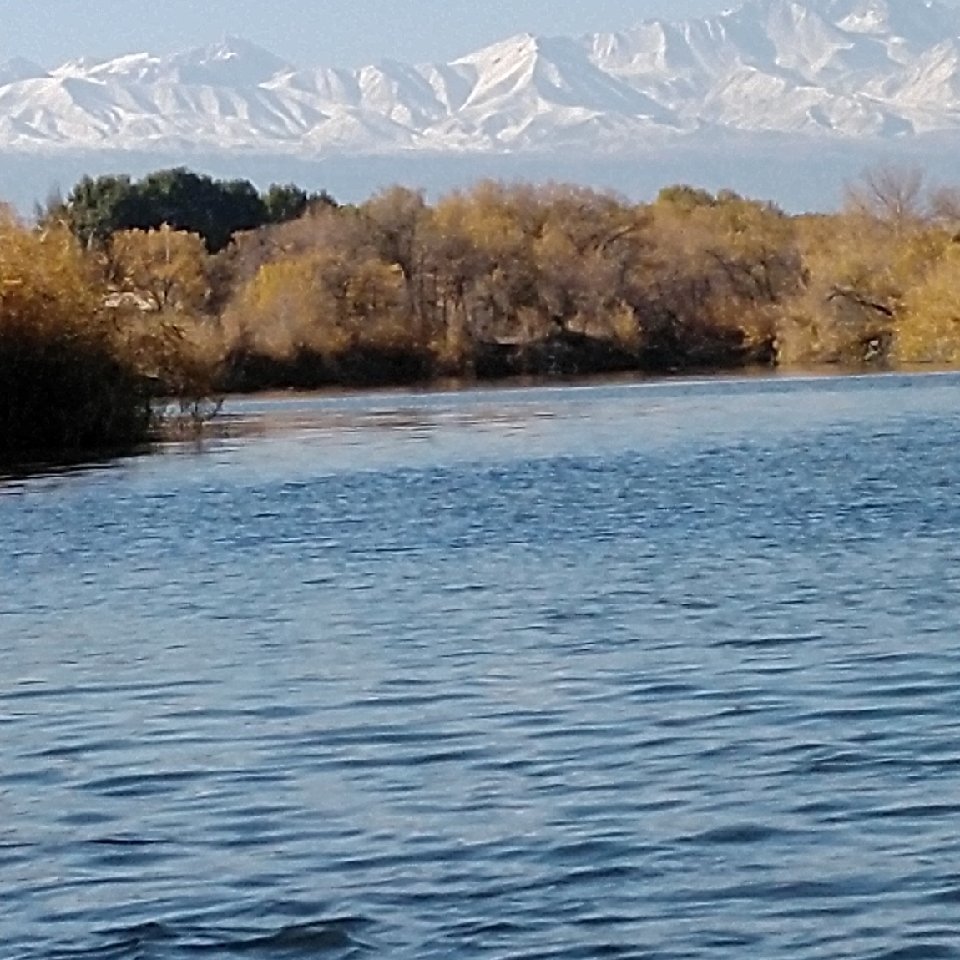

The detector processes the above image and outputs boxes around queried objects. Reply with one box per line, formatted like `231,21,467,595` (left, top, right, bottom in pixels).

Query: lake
3,372,960,960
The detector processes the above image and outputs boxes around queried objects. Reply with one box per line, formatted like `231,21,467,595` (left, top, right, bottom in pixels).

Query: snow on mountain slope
51,37,294,87
2,0,960,160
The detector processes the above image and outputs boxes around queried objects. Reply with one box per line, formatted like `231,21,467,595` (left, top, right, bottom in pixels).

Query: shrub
0,216,151,459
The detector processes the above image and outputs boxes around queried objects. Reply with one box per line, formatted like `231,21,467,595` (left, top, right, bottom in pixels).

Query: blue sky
1,0,767,66
7,0,960,68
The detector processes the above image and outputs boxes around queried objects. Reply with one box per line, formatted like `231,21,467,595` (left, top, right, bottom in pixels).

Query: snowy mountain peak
802,0,960,42
453,32,541,73
46,36,297,87
2,0,960,163
165,36,295,86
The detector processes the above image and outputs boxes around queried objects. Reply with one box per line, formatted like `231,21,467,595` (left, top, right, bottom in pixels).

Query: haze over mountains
2,0,960,211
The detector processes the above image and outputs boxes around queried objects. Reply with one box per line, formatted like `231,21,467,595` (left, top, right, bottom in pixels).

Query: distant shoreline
8,363,958,477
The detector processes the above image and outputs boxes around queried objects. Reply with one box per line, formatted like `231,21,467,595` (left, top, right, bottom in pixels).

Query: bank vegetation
4,164,960,459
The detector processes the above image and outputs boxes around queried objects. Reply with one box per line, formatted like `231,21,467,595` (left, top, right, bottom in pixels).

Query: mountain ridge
1,0,959,156
3,0,960,212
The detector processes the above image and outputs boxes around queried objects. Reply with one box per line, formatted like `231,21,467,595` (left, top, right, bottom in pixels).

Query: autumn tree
438,181,541,342
107,225,209,313
0,213,150,453
225,247,407,362
655,184,716,211
360,186,435,343
893,237,960,364
844,164,928,232
101,225,224,407
640,191,798,366
776,206,956,366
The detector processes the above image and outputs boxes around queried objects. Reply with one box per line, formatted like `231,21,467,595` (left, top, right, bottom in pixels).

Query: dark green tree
262,183,337,224
262,183,309,224
62,167,336,252
133,169,267,252
61,174,138,247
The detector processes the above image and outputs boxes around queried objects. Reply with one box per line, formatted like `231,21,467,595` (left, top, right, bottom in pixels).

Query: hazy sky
0,0,779,67
7,0,960,68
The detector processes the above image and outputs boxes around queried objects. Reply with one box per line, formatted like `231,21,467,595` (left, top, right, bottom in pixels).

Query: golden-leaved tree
0,213,151,454
103,225,222,410
781,206,955,366
107,224,209,313
227,248,407,359
642,189,796,366
895,241,960,364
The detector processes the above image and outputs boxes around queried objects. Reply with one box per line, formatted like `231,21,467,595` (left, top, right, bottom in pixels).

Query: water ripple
3,374,960,960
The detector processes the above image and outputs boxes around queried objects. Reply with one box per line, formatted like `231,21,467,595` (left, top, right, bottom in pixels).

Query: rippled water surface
3,373,960,960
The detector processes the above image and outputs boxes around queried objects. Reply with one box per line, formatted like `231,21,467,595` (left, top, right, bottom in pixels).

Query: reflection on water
3,372,960,960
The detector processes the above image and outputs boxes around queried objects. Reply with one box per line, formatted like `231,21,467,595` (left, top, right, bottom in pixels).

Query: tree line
51,167,335,252
3,164,960,459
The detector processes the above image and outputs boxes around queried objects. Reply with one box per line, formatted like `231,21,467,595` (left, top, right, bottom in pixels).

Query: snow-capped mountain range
2,0,960,209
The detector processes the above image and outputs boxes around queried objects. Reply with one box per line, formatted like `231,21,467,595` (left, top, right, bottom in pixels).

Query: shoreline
4,361,958,477
215,359,957,404
9,362,956,473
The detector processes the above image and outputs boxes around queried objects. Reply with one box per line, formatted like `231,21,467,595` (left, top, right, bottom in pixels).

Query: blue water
3,372,960,959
